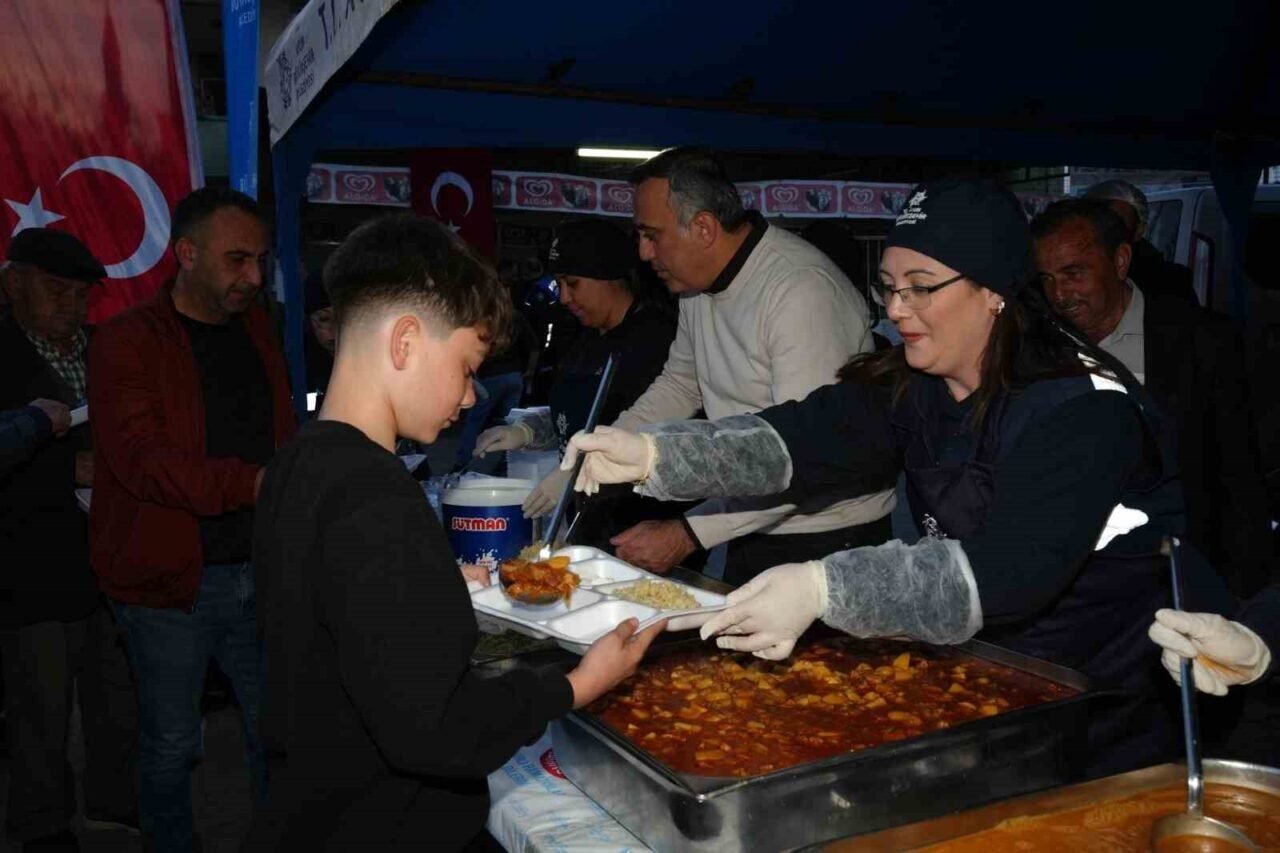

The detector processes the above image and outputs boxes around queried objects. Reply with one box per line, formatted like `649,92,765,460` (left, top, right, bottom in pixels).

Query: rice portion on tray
613,579,699,610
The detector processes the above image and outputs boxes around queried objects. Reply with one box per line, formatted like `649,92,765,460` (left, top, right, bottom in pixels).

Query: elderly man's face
1034,218,1131,344
3,265,90,341
633,178,707,294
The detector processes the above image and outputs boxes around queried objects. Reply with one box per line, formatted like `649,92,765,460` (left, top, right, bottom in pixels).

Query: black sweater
246,420,572,852
758,375,1172,623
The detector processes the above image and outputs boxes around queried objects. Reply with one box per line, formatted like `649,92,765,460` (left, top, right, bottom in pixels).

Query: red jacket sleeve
89,324,259,516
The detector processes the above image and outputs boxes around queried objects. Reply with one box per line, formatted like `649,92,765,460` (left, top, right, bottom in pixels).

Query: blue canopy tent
268,0,1280,415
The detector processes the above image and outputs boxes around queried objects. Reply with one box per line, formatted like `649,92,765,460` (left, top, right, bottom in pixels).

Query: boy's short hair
323,214,511,347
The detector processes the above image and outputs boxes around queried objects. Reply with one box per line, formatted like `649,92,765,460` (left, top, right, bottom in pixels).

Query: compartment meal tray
551,638,1103,852
470,546,727,654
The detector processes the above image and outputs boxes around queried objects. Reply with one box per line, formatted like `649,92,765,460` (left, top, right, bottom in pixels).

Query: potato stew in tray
588,638,1077,778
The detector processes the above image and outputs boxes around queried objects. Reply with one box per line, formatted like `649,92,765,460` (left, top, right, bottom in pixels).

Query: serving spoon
1150,536,1256,853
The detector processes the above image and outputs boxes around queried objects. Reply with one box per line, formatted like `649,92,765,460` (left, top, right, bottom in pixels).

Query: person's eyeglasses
871,273,967,310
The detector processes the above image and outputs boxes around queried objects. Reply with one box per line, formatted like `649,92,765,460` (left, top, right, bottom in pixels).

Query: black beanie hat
547,219,635,281
885,176,1034,298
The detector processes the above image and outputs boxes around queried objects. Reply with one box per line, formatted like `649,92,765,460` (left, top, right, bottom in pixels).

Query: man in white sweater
608,148,896,583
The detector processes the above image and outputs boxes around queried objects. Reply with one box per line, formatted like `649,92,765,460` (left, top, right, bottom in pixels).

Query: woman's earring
994,301,1006,316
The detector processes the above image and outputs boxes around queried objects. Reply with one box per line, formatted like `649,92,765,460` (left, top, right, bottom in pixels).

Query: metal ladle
1150,536,1256,853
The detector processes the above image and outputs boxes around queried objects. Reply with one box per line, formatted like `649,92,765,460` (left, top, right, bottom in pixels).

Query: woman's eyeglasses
870,273,967,310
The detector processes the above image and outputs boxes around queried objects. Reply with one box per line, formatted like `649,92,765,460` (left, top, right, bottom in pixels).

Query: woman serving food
561,176,1233,778
472,218,683,548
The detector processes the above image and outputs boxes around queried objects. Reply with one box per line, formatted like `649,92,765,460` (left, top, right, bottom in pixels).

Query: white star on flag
6,189,66,236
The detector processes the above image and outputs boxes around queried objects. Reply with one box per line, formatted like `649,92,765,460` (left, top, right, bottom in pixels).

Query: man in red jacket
89,188,296,852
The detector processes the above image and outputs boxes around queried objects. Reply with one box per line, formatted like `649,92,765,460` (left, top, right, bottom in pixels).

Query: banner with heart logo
508,172,602,211
841,182,912,216
306,165,1057,224
763,181,842,217
599,182,635,214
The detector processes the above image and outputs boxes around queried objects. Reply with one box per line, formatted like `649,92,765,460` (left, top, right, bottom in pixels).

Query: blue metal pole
221,0,260,197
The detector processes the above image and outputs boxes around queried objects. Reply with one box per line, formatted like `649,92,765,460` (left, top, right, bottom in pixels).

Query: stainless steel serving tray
551,638,1103,853
834,758,1280,851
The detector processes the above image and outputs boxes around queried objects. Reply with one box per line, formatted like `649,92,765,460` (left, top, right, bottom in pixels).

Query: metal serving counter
551,638,1102,853
834,758,1280,851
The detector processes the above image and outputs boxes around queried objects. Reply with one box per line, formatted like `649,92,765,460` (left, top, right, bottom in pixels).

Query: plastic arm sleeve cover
515,410,558,451
635,414,793,502
821,537,983,645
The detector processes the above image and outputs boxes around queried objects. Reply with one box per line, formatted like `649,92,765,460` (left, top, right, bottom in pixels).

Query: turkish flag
410,149,496,258
0,0,202,324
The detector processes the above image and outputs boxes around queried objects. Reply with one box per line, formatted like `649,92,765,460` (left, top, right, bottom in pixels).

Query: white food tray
470,546,727,655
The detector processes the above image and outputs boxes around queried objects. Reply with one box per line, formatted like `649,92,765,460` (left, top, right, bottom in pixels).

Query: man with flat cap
0,228,138,848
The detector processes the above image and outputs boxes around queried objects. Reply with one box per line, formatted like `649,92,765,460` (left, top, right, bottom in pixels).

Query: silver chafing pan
551,638,1104,852
834,758,1280,850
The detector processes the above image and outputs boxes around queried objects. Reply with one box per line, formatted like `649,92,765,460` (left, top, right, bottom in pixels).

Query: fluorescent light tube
577,147,663,160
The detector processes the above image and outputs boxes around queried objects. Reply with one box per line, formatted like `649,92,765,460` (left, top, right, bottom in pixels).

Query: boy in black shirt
246,216,662,851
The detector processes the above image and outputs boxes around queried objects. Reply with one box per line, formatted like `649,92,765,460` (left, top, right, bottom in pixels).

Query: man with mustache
1032,198,1273,597
89,188,295,852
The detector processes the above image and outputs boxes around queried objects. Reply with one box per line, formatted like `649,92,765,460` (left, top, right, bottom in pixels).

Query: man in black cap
0,228,139,848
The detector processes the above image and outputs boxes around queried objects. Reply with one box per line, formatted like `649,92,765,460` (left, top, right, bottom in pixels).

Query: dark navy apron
547,324,689,549
896,376,1182,777
548,359,603,453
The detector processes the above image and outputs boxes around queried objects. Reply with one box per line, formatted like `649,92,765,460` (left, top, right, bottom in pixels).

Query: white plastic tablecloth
487,729,652,853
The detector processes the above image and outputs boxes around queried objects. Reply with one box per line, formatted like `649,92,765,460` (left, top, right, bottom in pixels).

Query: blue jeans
453,371,525,468
112,562,267,852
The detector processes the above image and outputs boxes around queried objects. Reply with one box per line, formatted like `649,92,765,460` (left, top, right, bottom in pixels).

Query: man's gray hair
1084,179,1149,237
630,147,747,230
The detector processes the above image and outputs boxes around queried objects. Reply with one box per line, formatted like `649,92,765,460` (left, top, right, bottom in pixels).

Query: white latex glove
474,423,533,457
560,426,656,495
522,467,573,518
1147,608,1272,696
698,561,828,660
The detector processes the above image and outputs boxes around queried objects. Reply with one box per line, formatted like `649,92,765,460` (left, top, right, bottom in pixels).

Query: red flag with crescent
409,149,496,258
0,0,202,324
